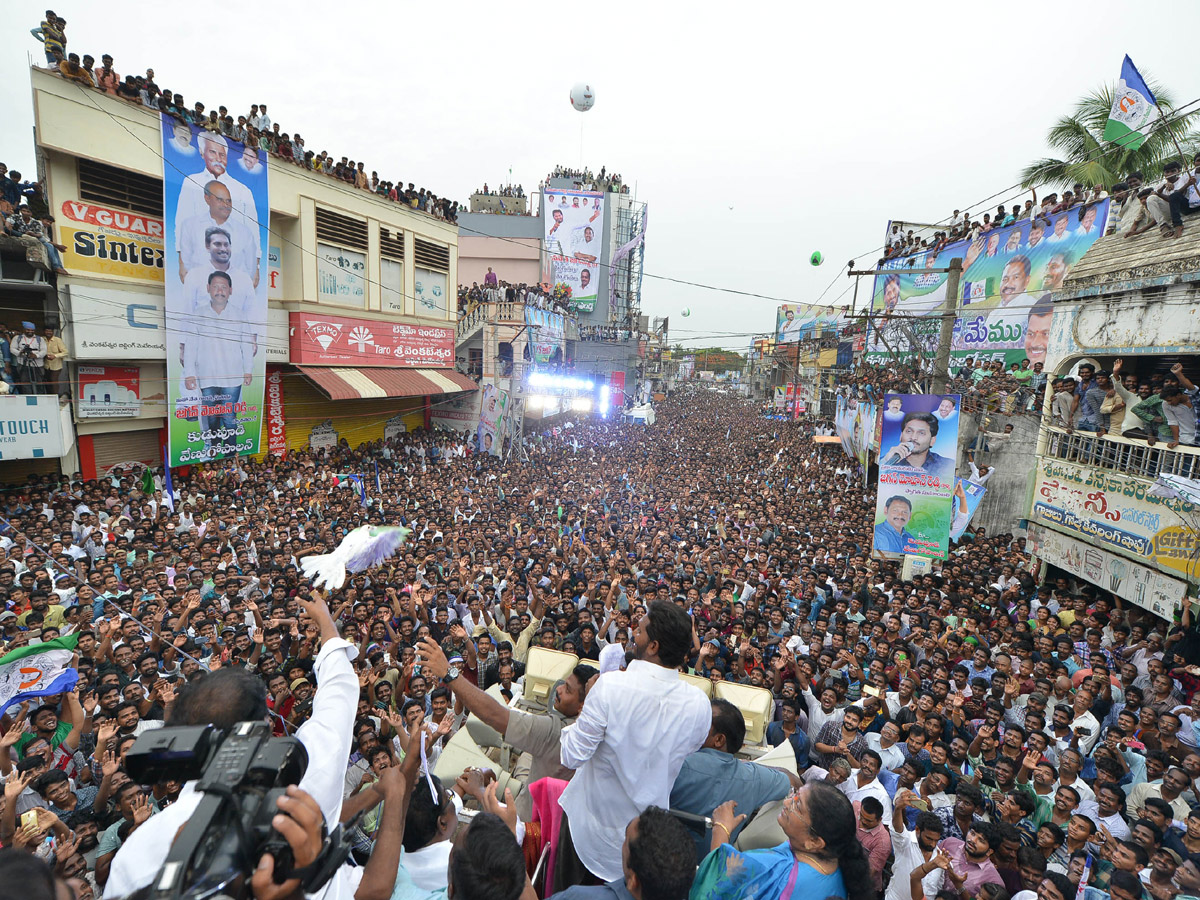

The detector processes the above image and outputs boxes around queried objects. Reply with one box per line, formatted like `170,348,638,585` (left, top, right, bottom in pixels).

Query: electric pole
932,258,963,393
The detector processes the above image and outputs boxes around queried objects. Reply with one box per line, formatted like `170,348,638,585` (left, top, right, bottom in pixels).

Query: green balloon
810,251,824,266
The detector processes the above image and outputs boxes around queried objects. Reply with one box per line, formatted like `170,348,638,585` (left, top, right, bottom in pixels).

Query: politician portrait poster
873,393,960,560
161,115,269,465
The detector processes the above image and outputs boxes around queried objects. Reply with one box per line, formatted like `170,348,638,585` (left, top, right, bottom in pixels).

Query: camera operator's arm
250,787,327,900
293,590,361,828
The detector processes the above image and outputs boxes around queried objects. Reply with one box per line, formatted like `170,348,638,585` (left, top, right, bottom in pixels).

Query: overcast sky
4,0,1199,350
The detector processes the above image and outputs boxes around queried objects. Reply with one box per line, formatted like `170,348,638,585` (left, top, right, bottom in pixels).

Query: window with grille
315,207,368,251
413,238,449,272
380,227,405,260
78,159,162,217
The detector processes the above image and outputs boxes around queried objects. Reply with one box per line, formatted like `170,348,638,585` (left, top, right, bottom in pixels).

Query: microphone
883,442,915,466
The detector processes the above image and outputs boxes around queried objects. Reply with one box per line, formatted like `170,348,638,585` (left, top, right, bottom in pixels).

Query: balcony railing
455,299,579,342
1043,425,1200,480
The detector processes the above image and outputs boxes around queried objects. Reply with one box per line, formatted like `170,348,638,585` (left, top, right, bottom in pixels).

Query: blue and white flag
0,634,80,715
162,448,175,514
1103,55,1158,150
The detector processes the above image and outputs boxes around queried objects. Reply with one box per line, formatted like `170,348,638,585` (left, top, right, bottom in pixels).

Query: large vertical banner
162,116,269,465
873,394,960,559
543,189,604,312
866,201,1109,368
477,384,508,456
835,395,875,469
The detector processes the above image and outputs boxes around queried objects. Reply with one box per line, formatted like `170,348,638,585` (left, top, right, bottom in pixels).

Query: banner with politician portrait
161,115,269,466
775,303,845,344
866,200,1109,370
543,189,604,313
476,384,508,457
873,393,960,560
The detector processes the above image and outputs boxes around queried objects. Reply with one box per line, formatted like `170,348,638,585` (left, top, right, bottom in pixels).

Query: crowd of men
31,11,460,224
545,166,629,195
0,382,1198,900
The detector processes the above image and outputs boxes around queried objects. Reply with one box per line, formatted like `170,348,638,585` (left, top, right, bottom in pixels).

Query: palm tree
1021,82,1200,190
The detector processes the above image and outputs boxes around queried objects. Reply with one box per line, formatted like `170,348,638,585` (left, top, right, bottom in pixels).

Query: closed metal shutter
91,428,161,475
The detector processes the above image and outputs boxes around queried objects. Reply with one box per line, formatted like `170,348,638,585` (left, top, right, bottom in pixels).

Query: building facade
1028,227,1200,620
20,66,473,480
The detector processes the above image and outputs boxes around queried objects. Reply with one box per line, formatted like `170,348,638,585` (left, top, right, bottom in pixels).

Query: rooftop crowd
31,11,459,224
1,379,1199,900
883,157,1200,265
545,166,630,195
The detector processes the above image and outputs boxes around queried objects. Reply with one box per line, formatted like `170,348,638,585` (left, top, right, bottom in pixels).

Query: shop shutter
91,428,162,475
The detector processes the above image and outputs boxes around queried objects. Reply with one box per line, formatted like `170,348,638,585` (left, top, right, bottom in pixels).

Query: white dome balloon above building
570,83,595,112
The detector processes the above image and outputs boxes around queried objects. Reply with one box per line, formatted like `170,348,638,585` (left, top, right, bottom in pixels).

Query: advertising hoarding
78,366,141,418
1031,459,1200,582
59,200,164,283
162,117,269,465
290,312,454,368
543,189,604,312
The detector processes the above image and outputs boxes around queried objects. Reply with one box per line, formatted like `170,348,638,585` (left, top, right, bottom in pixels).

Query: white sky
4,0,1199,351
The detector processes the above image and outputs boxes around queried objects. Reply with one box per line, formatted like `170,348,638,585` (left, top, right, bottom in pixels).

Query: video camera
124,721,351,900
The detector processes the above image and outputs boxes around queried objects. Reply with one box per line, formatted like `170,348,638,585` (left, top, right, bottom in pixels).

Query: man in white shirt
841,750,893,819
887,802,946,900
555,599,710,890
105,593,360,900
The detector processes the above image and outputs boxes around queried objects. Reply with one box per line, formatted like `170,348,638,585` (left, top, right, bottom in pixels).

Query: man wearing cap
10,320,46,394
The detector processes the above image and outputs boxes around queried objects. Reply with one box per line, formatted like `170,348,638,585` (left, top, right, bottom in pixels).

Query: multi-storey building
7,66,475,480
1028,228,1200,620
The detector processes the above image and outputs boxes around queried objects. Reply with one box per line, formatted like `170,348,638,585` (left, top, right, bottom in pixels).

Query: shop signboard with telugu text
1027,523,1187,620
873,394,960,560
162,116,269,466
290,312,454,368
1031,458,1200,582
265,368,286,457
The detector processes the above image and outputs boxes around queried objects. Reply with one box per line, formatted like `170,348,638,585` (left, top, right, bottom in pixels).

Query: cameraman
11,320,46,395
105,592,363,899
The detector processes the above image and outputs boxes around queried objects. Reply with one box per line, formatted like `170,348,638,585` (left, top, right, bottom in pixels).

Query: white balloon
680,308,692,317
570,83,596,112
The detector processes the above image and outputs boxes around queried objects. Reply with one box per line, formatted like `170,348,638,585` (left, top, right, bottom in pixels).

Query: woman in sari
690,780,873,900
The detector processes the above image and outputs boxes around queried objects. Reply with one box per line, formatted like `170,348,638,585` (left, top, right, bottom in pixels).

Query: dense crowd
2,381,1200,900
31,12,459,224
